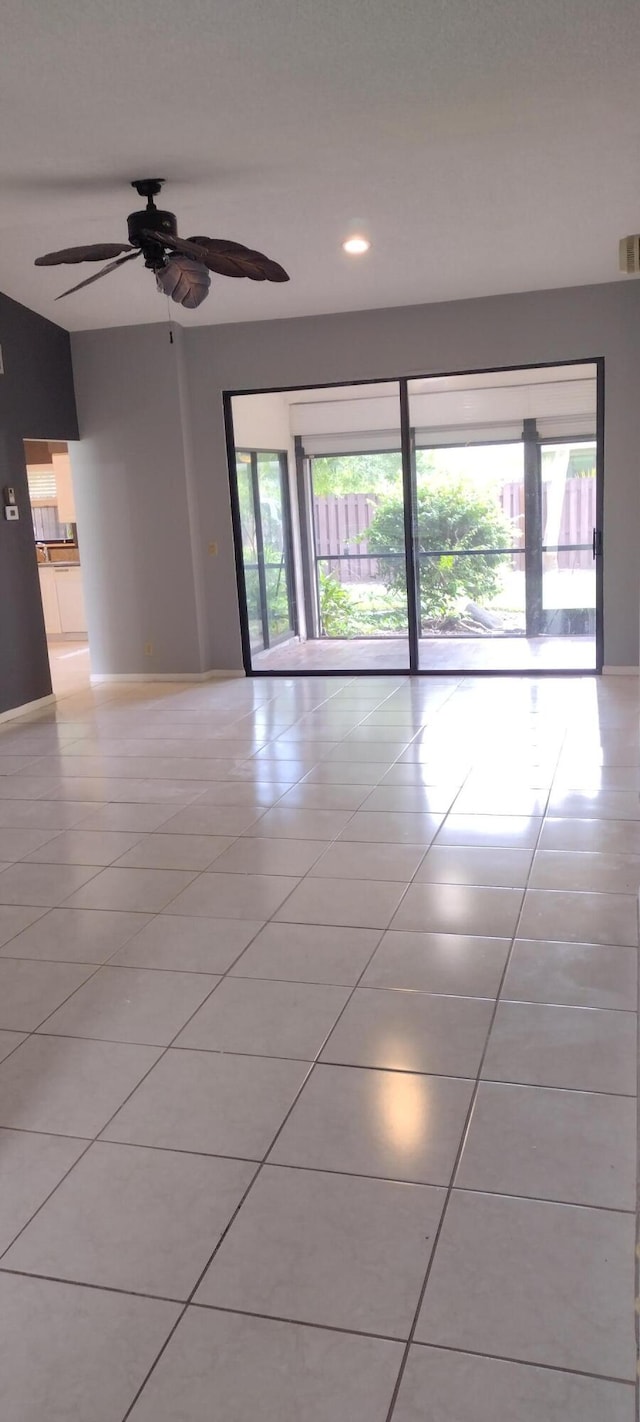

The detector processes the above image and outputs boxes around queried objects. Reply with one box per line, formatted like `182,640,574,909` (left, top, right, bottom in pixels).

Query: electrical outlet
144,642,153,656
208,541,218,555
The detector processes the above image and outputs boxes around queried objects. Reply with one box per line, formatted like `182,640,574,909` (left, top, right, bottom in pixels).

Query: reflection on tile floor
0,671,636,1419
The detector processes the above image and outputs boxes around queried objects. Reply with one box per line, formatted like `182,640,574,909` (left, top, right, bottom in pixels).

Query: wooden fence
314,479,596,581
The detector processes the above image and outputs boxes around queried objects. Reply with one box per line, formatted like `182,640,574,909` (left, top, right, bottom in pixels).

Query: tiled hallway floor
0,672,636,1419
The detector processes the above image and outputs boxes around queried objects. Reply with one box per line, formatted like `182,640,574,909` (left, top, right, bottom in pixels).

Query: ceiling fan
34,178,289,309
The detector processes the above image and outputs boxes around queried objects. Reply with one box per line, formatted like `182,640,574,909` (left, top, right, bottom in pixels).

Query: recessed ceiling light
342,235,370,255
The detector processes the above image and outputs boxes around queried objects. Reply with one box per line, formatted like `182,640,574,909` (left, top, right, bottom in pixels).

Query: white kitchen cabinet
38,567,62,634
54,567,87,634
38,565,87,636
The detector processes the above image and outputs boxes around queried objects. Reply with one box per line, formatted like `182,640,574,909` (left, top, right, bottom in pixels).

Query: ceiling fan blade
55,250,141,300
144,230,289,283
35,243,134,266
190,236,290,283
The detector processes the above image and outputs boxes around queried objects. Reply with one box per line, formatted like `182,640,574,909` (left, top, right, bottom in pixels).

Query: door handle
592,528,602,559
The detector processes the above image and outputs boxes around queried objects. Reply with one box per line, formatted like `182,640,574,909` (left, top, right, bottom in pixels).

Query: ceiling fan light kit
34,178,289,306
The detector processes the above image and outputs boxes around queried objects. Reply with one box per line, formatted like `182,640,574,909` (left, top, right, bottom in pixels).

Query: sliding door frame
223,356,604,677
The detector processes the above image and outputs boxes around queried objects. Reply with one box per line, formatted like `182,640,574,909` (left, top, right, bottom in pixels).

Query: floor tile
230,922,381,985
538,816,640,853
308,840,425,881
159,805,265,836
165,871,299,919
175,977,349,1058
113,832,235,871
417,845,532,887
0,906,149,962
276,783,370,810
360,785,459,814
41,964,217,1045
73,802,178,831
518,888,638,946
103,1048,309,1158
338,811,442,844
323,742,401,763
415,1190,636,1379
452,787,548,817
548,788,640,820
24,829,144,866
321,987,492,1076
0,799,95,829
503,938,637,1009
0,957,95,1030
390,882,523,937
0,1128,87,1253
111,914,262,973
303,760,385,784
435,814,542,848
0,904,48,948
0,1273,179,1422
531,848,640,894
0,1034,161,1135
483,1000,637,1094
209,836,327,876
127,1307,402,1422
392,1346,635,1422
196,1164,445,1337
456,1081,637,1209
274,876,406,929
194,780,287,805
63,865,197,913
4,1141,255,1299
242,806,354,840
0,861,100,906
362,931,509,997
0,827,59,861
270,1063,473,1184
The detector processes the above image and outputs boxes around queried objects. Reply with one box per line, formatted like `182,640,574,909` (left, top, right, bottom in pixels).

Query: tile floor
0,671,636,1420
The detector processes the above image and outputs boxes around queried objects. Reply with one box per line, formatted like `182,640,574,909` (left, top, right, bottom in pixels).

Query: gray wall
0,291,78,714
71,280,640,675
71,324,203,676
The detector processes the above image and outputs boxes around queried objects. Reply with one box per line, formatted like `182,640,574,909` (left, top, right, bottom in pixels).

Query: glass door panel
306,381,409,670
411,440,527,671
235,453,264,653
540,442,597,666
255,453,296,646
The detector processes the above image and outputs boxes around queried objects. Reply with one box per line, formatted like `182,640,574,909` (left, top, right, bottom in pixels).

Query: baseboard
0,693,57,725
90,670,245,684
603,665,640,676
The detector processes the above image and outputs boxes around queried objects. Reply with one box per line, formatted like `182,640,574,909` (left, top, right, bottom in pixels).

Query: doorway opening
24,440,91,696
226,361,603,675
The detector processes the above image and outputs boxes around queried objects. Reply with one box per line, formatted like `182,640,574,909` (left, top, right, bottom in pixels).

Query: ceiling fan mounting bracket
130,178,166,203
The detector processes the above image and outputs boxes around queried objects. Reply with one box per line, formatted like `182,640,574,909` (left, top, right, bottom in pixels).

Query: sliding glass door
235,450,296,656
407,375,599,673
227,362,602,675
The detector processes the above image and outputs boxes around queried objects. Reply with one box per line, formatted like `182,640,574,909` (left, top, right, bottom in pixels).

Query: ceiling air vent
619,235,640,274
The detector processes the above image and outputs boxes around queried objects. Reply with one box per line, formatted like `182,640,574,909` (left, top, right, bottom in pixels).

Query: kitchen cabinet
38,567,61,634
38,565,87,636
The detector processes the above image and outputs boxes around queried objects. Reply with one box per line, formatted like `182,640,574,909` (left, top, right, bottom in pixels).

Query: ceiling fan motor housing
127,206,178,265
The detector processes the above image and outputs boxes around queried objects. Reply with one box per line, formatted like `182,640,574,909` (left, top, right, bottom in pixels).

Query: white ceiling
1,0,638,332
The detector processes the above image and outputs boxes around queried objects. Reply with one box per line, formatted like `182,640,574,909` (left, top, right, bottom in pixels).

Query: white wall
70,280,640,675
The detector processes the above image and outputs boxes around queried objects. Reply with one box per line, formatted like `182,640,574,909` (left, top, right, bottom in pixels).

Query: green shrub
366,481,513,622
318,570,360,636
